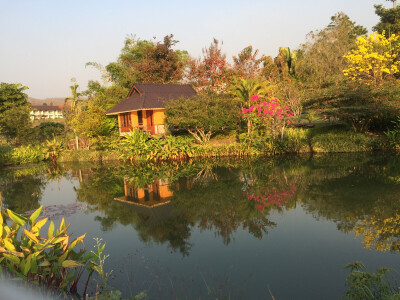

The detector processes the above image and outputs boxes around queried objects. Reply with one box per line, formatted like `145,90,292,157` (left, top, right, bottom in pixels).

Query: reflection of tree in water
0,168,46,213
73,160,297,254
74,154,400,254
298,154,400,252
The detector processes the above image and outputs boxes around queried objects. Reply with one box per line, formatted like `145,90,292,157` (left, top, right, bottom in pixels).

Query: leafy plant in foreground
0,206,105,295
343,262,400,300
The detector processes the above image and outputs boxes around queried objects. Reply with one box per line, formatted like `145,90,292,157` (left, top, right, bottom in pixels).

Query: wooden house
106,83,196,136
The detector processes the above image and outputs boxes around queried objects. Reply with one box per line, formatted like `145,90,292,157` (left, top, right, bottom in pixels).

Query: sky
0,0,392,99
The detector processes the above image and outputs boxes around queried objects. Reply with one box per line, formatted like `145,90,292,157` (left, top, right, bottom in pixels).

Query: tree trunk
75,135,79,150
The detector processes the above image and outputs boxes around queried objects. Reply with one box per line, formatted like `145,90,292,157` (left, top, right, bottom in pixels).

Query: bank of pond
0,124,396,167
1,153,400,299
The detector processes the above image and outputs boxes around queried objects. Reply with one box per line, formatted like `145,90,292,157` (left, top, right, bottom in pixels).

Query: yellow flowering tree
343,32,400,84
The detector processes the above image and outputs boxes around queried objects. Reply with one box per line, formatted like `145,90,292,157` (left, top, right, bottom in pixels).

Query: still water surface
1,153,400,299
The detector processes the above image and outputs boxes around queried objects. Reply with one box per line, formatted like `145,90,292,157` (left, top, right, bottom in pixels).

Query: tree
0,82,31,143
64,78,82,113
88,35,187,88
232,46,264,79
65,78,84,149
374,4,400,36
186,39,231,94
343,32,400,84
166,94,240,144
296,13,367,87
260,56,281,82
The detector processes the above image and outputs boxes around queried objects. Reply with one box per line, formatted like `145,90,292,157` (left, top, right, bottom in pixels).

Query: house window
120,112,131,128
137,111,143,125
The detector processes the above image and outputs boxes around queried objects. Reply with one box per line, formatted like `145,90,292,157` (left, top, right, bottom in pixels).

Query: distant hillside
28,97,65,107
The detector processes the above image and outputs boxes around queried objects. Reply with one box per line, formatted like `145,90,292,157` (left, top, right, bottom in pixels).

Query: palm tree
65,78,82,149
64,78,82,114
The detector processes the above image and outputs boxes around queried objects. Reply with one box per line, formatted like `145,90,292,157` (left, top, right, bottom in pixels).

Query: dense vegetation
1,5,399,166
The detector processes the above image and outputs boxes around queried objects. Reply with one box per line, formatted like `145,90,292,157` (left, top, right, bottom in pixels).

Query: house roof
31,105,62,111
106,83,196,115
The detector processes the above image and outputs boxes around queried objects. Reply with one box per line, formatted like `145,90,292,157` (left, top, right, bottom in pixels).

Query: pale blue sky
0,0,391,98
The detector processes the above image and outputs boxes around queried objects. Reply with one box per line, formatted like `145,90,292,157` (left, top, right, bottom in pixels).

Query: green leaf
24,229,39,244
48,221,55,238
61,260,83,268
38,260,50,267
30,255,37,274
57,250,69,265
23,255,32,276
29,206,43,225
3,253,20,264
7,209,27,226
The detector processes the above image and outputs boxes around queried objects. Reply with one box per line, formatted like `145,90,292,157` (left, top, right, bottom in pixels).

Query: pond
1,153,400,299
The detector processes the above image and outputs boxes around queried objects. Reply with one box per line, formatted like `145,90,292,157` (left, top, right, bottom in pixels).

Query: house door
146,110,155,135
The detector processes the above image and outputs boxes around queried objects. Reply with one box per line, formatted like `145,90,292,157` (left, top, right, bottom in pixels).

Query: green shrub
344,262,400,300
385,117,400,150
0,145,12,165
10,145,46,165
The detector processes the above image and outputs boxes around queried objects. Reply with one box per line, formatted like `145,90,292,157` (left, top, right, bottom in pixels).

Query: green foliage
166,93,240,144
385,116,400,149
9,145,46,165
89,34,186,88
35,122,65,142
305,81,400,133
0,83,32,143
0,206,106,294
296,13,367,88
118,130,196,162
374,4,400,37
344,262,400,300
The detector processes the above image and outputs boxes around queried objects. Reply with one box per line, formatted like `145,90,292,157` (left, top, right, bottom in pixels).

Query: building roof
106,83,196,115
31,105,62,111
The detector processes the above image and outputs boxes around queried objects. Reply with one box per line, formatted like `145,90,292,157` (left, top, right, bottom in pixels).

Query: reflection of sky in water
2,154,400,299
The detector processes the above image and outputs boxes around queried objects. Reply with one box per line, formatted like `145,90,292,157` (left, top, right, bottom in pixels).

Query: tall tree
186,39,231,94
296,13,367,87
233,46,264,79
374,4,400,36
0,83,31,143
88,35,187,88
64,78,82,113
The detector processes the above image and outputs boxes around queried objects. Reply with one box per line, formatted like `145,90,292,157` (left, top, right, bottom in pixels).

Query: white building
30,106,64,121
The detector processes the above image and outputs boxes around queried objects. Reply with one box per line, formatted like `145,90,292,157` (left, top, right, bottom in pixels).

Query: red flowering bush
242,95,294,139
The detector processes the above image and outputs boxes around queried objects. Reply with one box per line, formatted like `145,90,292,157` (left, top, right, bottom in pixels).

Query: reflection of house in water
114,178,174,225
114,177,193,225
115,178,173,208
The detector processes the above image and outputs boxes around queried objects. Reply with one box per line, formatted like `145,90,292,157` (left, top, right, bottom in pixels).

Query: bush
385,116,400,150
35,122,65,142
9,145,46,165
